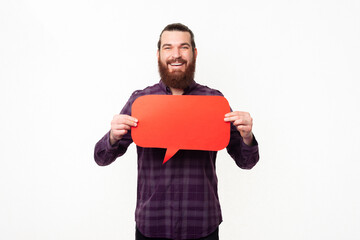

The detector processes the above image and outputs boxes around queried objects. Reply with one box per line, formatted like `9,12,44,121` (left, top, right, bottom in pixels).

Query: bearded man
94,23,259,240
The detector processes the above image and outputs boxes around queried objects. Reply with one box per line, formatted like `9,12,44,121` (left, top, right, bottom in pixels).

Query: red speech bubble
131,95,230,164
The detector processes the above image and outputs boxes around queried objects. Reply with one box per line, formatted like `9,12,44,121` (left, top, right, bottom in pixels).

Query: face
157,31,197,89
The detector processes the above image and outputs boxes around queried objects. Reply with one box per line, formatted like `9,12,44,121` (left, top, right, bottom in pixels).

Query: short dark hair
157,23,196,52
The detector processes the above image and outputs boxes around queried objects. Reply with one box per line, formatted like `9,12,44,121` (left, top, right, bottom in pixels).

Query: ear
157,50,160,61
194,48,198,60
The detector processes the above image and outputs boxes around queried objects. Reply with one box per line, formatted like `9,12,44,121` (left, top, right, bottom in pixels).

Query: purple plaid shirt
94,80,259,239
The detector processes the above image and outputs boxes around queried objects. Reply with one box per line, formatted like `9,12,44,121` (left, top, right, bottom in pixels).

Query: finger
118,129,128,135
113,129,128,138
110,129,128,140
224,111,248,118
122,119,138,127
225,116,251,124
224,112,251,122
233,118,250,126
237,125,252,133
114,114,138,124
120,114,138,123
224,115,240,122
114,118,138,127
112,124,131,131
224,112,237,119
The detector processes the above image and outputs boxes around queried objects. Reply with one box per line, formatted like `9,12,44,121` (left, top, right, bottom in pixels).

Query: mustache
166,58,187,64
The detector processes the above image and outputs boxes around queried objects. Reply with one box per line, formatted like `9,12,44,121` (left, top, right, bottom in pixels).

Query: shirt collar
159,79,197,95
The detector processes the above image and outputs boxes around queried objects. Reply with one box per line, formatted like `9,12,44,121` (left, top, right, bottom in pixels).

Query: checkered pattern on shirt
94,81,259,239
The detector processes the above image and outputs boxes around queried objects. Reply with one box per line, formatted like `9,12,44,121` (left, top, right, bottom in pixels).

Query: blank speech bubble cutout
131,95,230,164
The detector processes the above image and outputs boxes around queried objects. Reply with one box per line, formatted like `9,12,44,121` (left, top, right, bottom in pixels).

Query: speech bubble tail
163,148,178,164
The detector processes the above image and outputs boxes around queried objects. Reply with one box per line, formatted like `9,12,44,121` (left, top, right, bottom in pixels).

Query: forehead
160,31,192,46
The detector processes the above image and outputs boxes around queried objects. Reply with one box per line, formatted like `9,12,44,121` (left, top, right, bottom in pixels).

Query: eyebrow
180,43,191,47
162,43,191,48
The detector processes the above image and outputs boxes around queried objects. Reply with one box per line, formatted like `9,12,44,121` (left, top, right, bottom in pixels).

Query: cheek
184,53,194,62
159,52,170,61
158,55,167,65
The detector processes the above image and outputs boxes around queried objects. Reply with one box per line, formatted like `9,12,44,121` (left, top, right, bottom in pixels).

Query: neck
170,87,184,95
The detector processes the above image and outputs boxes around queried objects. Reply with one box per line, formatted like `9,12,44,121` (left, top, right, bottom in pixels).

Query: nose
171,48,181,60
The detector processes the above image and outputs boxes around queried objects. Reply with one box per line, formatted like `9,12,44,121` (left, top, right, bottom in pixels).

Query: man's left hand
224,111,254,146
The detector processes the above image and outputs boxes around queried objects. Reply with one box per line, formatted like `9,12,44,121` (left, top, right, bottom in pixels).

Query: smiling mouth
169,62,185,66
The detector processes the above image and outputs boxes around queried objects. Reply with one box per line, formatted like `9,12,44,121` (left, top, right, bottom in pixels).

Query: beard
158,57,196,90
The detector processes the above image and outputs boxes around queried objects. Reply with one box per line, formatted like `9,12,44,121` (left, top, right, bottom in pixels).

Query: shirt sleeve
93,92,137,166
226,124,259,169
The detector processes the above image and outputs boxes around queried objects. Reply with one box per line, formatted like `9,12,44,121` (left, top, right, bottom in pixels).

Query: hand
224,111,254,146
110,114,138,145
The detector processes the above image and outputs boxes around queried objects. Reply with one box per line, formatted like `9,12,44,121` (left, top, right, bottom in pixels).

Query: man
94,23,259,240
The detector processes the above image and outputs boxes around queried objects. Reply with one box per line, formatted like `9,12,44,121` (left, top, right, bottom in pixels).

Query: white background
1,0,360,239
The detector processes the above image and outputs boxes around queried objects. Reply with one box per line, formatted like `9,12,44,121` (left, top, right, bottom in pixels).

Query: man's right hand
110,114,138,145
